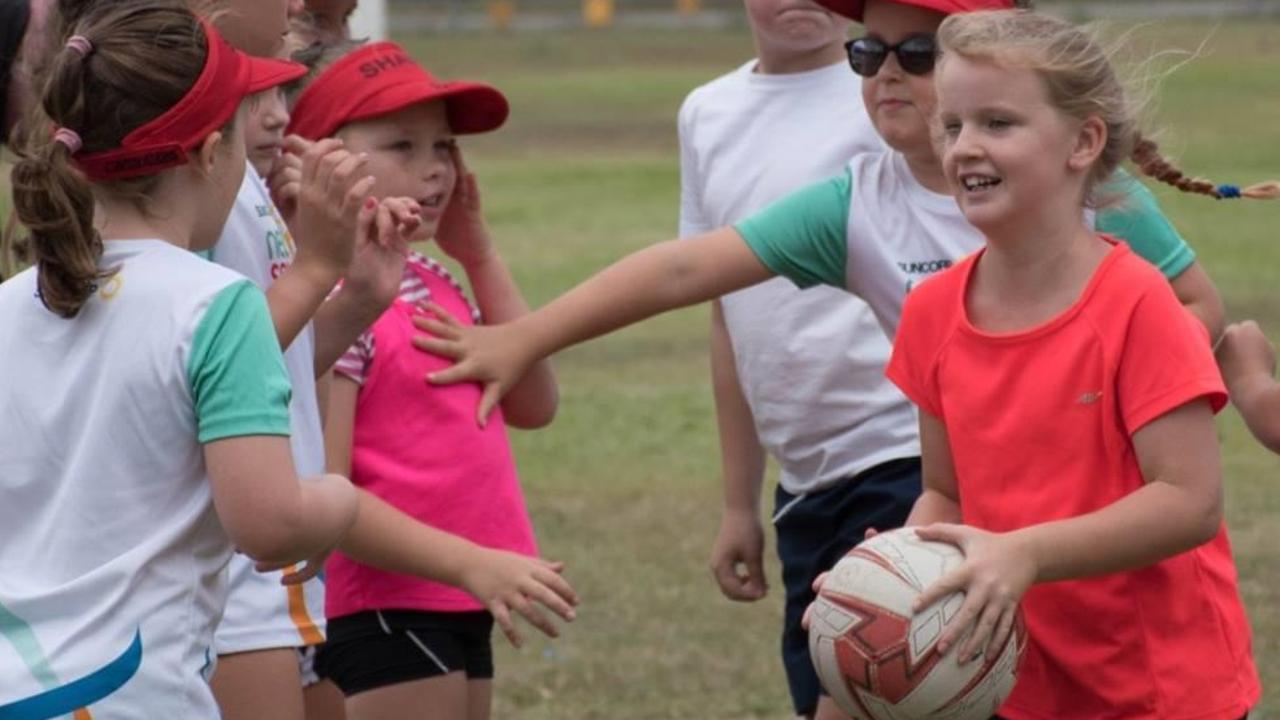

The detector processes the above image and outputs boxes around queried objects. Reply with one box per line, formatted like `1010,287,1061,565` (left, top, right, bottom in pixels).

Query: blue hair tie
1217,184,1242,199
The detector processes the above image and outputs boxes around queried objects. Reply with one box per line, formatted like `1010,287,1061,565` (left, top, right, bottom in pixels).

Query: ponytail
10,129,108,318
9,37,110,318
1132,135,1280,201
6,2,210,317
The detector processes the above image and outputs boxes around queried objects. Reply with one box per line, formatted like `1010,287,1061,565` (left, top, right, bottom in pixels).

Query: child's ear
1068,116,1107,172
195,131,225,175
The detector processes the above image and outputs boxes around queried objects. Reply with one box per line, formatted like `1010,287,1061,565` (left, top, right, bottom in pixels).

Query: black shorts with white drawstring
315,609,495,696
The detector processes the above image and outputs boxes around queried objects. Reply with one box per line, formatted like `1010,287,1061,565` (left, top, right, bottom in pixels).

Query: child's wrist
1005,527,1045,584
291,248,345,288
454,244,500,272
1228,370,1278,411
722,501,760,517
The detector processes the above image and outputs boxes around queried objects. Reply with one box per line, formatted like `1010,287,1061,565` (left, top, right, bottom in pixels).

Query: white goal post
348,0,388,40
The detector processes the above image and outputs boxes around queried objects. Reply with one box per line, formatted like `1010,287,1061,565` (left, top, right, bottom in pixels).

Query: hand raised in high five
282,135,375,279
343,195,421,312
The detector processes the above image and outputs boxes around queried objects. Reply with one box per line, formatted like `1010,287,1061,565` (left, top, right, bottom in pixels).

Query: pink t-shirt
326,253,538,617
887,238,1258,719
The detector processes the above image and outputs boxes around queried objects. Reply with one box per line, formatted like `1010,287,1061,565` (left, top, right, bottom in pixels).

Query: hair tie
65,35,93,57
53,127,83,154
1216,184,1241,200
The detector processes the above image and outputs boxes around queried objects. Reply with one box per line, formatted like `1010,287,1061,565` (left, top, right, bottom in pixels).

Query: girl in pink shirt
284,41,564,719
883,10,1259,719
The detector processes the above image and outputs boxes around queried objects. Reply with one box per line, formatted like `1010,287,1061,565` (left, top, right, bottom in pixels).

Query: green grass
394,23,1280,719
2,19,1275,720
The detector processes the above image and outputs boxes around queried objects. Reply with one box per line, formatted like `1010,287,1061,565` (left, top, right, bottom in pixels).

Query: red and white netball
808,528,1025,720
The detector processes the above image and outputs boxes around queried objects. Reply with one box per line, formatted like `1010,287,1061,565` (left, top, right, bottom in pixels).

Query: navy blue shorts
774,457,922,716
315,609,494,697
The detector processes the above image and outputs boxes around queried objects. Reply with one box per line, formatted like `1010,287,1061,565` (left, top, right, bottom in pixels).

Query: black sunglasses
845,34,939,78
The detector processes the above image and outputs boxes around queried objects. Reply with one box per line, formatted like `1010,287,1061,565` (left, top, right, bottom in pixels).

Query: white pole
348,0,388,40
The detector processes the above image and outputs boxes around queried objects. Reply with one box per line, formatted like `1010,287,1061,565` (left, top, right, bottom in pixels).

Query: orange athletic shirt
887,238,1259,719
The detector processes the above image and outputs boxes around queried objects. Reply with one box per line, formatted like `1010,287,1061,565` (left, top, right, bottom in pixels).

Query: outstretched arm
417,226,775,424
1217,320,1280,453
426,145,558,428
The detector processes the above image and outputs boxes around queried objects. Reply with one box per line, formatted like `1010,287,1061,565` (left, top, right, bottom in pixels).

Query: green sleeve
1096,170,1195,279
188,280,293,443
733,170,852,289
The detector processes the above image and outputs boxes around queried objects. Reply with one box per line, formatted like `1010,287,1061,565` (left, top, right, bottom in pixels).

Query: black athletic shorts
315,609,495,697
775,457,922,716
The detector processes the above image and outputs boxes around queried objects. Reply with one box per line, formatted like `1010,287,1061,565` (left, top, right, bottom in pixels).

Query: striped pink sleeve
333,331,375,385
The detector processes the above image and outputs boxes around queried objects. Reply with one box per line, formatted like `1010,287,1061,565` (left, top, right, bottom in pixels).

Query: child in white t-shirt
678,2,917,716
0,9,358,716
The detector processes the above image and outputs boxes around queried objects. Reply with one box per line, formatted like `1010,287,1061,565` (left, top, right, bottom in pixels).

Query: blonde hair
935,10,1279,203
937,10,1135,204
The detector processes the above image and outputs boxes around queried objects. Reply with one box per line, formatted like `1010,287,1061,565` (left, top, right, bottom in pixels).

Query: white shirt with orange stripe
208,163,327,653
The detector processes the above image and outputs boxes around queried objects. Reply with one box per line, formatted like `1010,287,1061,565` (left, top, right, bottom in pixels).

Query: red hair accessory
287,41,508,141
73,22,306,181
814,0,1015,22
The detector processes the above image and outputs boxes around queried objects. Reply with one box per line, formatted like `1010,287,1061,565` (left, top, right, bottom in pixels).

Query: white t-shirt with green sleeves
209,164,327,653
737,151,1197,337
0,240,291,718
679,58,919,495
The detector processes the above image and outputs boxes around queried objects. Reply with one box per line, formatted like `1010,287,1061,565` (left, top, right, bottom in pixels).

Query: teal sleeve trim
1097,170,1195,279
188,280,292,443
733,170,852,289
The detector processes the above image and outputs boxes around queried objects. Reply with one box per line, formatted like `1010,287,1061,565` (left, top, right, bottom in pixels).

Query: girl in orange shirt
884,10,1259,719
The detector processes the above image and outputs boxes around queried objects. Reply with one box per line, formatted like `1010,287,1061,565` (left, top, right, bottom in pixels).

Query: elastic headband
53,127,82,153
73,21,306,182
65,35,93,57
287,41,508,141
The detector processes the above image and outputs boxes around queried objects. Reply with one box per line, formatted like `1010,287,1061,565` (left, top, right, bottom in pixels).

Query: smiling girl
284,41,566,720
884,11,1258,718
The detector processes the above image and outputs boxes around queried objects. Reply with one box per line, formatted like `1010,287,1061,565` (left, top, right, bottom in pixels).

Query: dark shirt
1,0,32,145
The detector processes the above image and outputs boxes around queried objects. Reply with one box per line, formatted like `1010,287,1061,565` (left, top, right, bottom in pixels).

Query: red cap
75,22,307,181
814,0,1014,22
286,42,509,141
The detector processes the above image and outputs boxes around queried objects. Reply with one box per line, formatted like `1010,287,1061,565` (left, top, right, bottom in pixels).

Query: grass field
1,17,1275,720
394,22,1280,719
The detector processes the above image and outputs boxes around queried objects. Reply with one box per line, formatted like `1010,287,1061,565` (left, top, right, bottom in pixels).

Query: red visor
287,42,509,141
75,22,307,181
815,0,1015,22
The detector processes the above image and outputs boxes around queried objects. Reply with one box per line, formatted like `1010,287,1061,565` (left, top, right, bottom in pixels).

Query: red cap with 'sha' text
286,41,509,141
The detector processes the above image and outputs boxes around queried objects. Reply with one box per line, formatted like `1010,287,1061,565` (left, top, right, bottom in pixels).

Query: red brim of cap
350,80,510,136
814,0,1014,22
246,56,308,94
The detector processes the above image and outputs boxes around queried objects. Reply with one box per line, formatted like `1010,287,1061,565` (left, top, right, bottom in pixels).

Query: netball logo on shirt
256,202,296,279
